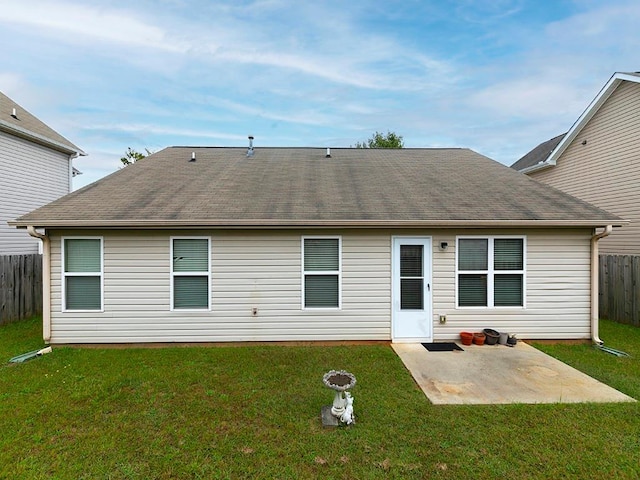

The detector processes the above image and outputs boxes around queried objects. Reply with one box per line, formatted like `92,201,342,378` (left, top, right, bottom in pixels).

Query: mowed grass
0,318,638,479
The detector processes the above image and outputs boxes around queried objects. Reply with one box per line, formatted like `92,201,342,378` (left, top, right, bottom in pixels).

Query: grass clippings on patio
1,318,639,479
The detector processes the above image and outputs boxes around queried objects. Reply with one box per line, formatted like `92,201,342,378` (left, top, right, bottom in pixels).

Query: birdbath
322,370,356,418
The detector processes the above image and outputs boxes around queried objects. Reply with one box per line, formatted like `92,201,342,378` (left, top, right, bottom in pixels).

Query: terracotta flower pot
460,331,474,346
473,332,486,345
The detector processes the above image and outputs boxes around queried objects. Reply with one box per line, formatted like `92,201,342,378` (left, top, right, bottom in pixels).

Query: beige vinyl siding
530,81,640,254
0,131,71,254
49,229,392,343
48,228,593,343
431,229,591,340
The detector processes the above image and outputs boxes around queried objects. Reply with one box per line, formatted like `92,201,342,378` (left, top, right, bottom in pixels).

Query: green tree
120,147,153,167
354,131,404,149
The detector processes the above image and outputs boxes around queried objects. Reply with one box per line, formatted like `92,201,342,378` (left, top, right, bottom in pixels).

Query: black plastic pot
483,328,500,345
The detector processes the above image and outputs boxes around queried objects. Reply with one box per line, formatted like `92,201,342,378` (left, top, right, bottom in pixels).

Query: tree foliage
354,131,404,149
120,147,153,167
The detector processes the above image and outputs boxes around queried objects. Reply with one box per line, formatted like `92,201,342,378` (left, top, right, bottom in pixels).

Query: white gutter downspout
591,225,612,345
27,226,51,343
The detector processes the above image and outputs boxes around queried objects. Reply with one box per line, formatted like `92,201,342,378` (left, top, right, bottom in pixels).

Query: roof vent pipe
247,136,254,157
326,147,331,158
11,108,17,119
190,151,196,162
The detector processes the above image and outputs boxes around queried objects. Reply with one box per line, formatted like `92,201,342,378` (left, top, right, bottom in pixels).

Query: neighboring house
0,92,85,254
512,72,640,255
11,146,621,344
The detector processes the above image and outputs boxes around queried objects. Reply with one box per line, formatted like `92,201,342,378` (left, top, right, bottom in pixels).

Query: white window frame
170,236,211,311
301,235,342,310
61,236,104,312
455,235,526,309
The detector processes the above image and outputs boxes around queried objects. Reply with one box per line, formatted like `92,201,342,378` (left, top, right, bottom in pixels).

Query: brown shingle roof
13,147,621,228
0,91,84,155
511,133,565,171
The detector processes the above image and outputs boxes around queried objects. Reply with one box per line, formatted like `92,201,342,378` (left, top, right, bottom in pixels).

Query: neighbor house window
302,236,341,309
63,237,103,311
171,237,210,310
457,237,525,308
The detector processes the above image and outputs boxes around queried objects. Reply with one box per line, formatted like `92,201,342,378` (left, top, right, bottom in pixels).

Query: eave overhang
0,119,86,156
9,218,627,230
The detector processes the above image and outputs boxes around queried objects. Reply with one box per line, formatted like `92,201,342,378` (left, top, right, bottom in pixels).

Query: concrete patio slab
392,341,636,405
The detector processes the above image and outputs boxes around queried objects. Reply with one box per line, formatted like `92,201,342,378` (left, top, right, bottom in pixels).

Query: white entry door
392,237,432,342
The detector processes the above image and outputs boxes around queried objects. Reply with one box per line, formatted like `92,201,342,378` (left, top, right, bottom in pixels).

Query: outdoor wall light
440,241,448,251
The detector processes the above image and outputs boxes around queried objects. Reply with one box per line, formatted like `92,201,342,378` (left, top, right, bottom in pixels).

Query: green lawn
1,318,639,479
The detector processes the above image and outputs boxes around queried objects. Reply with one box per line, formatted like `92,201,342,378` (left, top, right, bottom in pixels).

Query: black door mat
422,342,464,352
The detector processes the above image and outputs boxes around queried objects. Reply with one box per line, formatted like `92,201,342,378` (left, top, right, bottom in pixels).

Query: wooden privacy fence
599,254,640,326
0,254,43,324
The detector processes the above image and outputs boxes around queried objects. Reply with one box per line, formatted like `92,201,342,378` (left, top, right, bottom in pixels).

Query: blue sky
1,0,639,189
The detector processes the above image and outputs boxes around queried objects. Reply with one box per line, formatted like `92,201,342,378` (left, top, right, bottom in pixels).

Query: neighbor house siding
0,131,71,254
530,81,640,254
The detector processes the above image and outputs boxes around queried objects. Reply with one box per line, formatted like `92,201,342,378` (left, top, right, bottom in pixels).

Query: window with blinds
171,237,210,310
400,244,424,310
457,237,524,308
302,237,341,309
63,238,103,311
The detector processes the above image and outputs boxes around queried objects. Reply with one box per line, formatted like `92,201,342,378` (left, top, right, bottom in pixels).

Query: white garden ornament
322,370,356,425
340,392,355,425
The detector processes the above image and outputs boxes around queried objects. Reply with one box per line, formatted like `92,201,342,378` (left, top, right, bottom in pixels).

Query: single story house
11,146,622,345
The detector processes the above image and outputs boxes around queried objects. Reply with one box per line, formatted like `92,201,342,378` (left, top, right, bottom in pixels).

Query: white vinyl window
171,237,211,310
302,236,341,309
62,237,103,311
456,236,525,308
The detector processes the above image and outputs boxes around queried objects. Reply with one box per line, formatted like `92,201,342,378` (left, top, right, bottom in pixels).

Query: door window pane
400,244,424,310
401,278,424,309
400,245,423,277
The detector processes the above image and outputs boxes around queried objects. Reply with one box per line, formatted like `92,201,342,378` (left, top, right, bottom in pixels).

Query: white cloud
453,0,525,24
0,72,23,95
467,78,588,120
0,0,186,52
0,0,454,92
81,123,248,142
